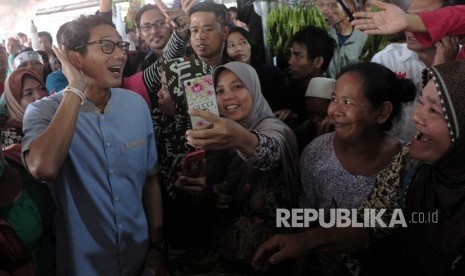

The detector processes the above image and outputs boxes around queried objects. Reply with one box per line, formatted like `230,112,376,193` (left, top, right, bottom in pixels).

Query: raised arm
414,5,465,47
99,0,111,13
24,45,88,181
142,4,191,100
351,0,425,35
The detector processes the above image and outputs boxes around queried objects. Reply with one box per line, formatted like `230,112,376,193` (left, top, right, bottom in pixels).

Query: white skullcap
13,51,44,69
305,77,336,99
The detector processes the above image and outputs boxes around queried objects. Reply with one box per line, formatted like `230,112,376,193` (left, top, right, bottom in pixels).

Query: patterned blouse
300,132,377,210
1,127,23,147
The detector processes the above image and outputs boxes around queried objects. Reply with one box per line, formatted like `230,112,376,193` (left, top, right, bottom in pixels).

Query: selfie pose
186,62,301,272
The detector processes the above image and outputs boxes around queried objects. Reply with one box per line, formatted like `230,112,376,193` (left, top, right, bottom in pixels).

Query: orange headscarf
3,68,46,128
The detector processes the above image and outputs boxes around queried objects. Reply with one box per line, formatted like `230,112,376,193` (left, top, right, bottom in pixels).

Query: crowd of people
0,0,464,275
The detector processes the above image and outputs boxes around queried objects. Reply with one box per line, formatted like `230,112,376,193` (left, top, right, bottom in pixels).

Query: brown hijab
402,60,465,274
3,68,45,128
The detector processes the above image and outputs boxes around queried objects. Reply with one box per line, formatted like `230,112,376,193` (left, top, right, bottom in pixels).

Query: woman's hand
185,109,242,150
186,109,259,157
52,45,89,92
175,159,207,197
251,233,309,271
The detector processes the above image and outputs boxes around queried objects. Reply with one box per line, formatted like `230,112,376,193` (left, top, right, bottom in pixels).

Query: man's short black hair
38,31,53,44
290,26,336,71
62,14,115,55
189,1,227,27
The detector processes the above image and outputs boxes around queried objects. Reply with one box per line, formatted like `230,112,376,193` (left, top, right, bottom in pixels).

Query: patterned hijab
213,62,301,207
402,60,465,274
154,57,212,199
3,68,45,129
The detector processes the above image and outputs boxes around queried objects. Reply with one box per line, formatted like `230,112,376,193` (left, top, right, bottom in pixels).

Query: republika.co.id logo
276,208,439,228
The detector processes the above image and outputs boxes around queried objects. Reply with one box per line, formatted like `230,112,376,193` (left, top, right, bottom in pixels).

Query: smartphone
154,0,178,28
182,150,206,178
183,75,219,130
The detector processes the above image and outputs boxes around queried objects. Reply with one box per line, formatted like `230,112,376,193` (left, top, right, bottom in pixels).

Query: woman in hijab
252,60,465,275
186,62,301,270
1,68,48,149
386,59,465,275
226,26,287,113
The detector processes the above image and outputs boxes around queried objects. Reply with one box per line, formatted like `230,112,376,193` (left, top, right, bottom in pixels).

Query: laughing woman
185,62,300,271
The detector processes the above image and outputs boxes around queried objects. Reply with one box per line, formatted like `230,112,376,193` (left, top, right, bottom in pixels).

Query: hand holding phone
182,150,206,178
155,0,178,28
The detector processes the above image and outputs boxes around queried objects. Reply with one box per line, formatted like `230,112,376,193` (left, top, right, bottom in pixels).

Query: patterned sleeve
239,131,281,171
358,144,416,238
142,31,188,107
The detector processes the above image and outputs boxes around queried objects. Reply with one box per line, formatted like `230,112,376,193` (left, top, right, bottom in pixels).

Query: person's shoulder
372,43,410,62
111,88,148,108
302,132,333,155
29,93,62,110
352,28,367,39
313,132,333,145
46,70,68,93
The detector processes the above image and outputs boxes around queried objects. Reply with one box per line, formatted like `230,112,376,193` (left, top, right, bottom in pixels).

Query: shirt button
114,196,119,201
117,224,122,229
110,170,114,174
106,142,110,147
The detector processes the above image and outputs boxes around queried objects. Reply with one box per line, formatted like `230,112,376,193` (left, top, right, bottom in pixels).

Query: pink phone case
183,75,219,130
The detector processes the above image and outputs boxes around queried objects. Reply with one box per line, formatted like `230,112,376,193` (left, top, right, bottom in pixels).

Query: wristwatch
149,240,167,255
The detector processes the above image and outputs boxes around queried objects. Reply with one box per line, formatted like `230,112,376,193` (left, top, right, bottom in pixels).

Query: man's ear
312,56,325,70
376,101,393,125
221,25,229,40
67,51,82,69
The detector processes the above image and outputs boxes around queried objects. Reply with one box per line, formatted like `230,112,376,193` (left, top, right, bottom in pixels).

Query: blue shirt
45,69,68,94
22,88,158,276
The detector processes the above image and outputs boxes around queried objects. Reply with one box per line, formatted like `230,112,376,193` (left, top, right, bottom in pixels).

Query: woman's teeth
226,104,238,110
414,131,431,142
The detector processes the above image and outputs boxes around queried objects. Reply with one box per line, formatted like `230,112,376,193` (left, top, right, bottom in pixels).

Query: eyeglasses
138,21,166,33
74,40,130,54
